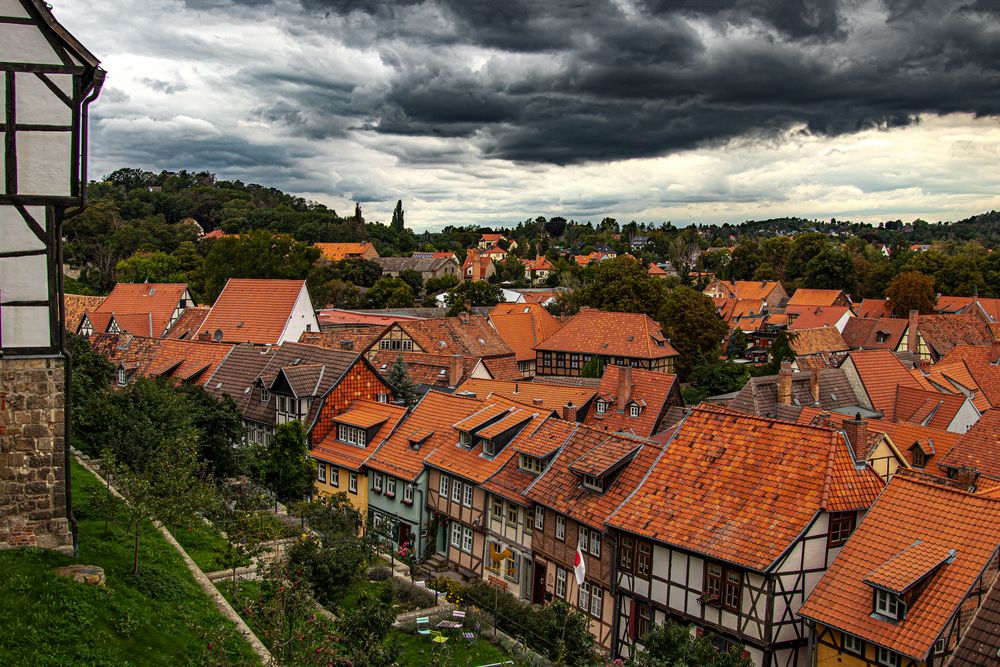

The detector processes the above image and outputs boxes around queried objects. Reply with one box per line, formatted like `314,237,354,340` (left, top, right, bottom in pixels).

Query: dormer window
260,388,270,403
483,439,497,456
874,589,904,620
337,424,366,446
629,404,640,418
582,474,604,492
459,431,473,448
911,448,926,469
117,367,127,386
519,454,545,474
595,401,607,415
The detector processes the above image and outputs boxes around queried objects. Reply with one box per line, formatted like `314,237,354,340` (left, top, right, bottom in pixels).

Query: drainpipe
609,532,621,659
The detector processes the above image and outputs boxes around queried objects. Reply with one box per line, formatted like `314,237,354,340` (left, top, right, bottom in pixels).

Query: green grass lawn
0,460,260,667
394,630,516,667
169,517,232,573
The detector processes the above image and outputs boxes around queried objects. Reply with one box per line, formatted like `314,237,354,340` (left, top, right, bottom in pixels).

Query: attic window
596,400,607,414
237,321,245,328
458,431,473,448
439,369,447,376
438,340,447,348
629,404,641,418
626,335,634,341
654,339,665,348
215,383,223,390
874,589,904,621
912,448,926,469
148,288,156,295
380,364,388,371
260,388,270,403
117,368,127,386
582,474,604,492
478,338,486,345
523,307,530,313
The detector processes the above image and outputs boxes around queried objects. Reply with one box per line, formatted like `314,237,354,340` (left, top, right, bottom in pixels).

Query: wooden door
532,562,547,604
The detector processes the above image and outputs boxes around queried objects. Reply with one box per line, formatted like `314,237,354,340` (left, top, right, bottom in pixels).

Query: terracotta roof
481,451,541,507
846,350,926,415
394,316,513,359
533,308,678,359
892,385,970,431
610,406,882,570
566,437,641,477
455,378,594,416
312,399,407,471
950,571,1000,666
88,332,161,373
646,263,667,276
787,288,847,307
717,298,766,323
788,327,849,356
369,349,476,388
315,310,422,328
366,391,486,480
918,314,995,358
112,312,155,337
706,280,784,300
489,303,563,362
935,295,974,314
865,421,962,478
524,421,662,530
200,279,307,345
863,540,955,594
583,365,680,437
799,472,1000,661
728,368,861,418
95,283,189,338
920,359,988,412
519,290,562,305
857,299,891,319
144,339,234,385
787,305,852,330
164,306,210,339
939,409,1000,481
64,294,105,332
937,345,1000,408
841,317,908,350
970,298,1000,323
299,327,385,354
523,256,554,271
479,356,523,381
79,311,114,335
314,242,377,261
480,233,505,242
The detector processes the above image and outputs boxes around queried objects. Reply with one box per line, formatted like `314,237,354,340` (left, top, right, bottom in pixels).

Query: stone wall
0,356,70,553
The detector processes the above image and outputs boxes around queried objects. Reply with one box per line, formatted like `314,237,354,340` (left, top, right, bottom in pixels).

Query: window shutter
628,599,637,640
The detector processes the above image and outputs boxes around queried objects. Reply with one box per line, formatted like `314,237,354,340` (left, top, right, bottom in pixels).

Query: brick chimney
777,361,793,406
532,397,544,407
907,309,919,354
810,367,821,405
561,401,576,422
197,330,211,342
448,354,463,388
617,365,633,412
843,413,867,462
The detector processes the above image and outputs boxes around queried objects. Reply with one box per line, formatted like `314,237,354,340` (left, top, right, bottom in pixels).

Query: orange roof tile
64,294,105,332
939,409,1000,481
476,409,534,439
608,406,883,571
857,299,892,319
480,356,524,382
455,378,594,415
583,365,679,437
312,399,407,471
144,338,235,385
937,345,1000,408
935,295,974,314
314,242,377,262
533,308,677,360
200,278,307,345
787,305,852,330
787,288,847,307
112,312,156,337
95,283,190,338
918,314,995,358
799,473,1000,660
489,303,563,362
299,327,386,354
841,317,908,350
846,350,926,415
892,385,969,431
863,540,955,594
706,280,784,301
865,421,961,478
920,359,990,412
88,332,161,372
394,316,513,359
788,327,849,356
164,306,210,339
567,437,641,477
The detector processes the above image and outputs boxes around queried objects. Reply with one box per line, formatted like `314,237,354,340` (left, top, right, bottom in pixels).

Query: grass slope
0,460,260,666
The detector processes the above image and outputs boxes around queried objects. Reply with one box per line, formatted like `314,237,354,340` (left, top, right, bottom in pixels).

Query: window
705,563,723,601
912,448,926,468
934,637,947,653
462,526,473,553
483,439,497,457
582,474,604,492
876,647,899,667
507,504,518,525
579,580,591,612
596,400,607,414
403,483,414,504
724,570,741,611
505,552,519,581
590,531,602,558
578,527,589,552
636,603,652,639
620,535,634,573
463,483,473,508
373,473,383,492
534,506,544,530
629,404,640,418
452,480,463,503
117,368,127,386
556,515,566,541
843,634,863,655
337,424,366,446
451,522,462,548
317,462,326,482
570,353,580,369
590,585,602,618
349,472,358,493
376,392,389,403
828,511,856,548
260,388,270,402
875,589,902,619
556,568,567,598
519,454,545,474
330,466,339,487
459,431,473,448
439,475,449,497
491,499,503,520
636,541,651,576
385,477,396,497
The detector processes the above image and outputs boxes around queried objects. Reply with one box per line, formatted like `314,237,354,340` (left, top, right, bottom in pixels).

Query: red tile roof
864,420,962,478
164,306,210,339
200,279,307,345
856,299,891,319
312,399,407,471
64,294,105,332
455,378,594,416
489,303,563,362
583,365,679,437
863,540,956,594
144,338,234,385
920,360,990,412
799,472,1000,660
846,350,926,416
533,308,678,359
935,295,974,314
950,568,1000,666
918,314,996,358
88,332,161,372
315,309,422,328
299,327,386,354
841,317,908,350
395,315,513,359
939,409,1000,482
937,345,1000,408
788,327,849,356
112,312,156,337
95,283,189,338
479,356,523,381
314,242,377,261
705,280,784,301
892,385,970,431
786,305,851,330
609,406,883,571
787,288,847,307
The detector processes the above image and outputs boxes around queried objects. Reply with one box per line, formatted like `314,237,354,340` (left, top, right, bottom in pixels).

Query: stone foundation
0,356,70,553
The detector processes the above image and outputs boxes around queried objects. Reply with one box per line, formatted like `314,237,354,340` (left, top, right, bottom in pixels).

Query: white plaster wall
17,131,71,196
2,205,46,251
278,284,319,344
949,400,981,433
0,23,62,64
1,304,49,348
0,0,29,17
16,72,72,125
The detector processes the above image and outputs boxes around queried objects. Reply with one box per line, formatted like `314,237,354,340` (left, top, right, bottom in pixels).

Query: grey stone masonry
0,357,70,553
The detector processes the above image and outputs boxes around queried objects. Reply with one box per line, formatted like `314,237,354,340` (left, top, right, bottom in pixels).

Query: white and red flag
574,545,586,586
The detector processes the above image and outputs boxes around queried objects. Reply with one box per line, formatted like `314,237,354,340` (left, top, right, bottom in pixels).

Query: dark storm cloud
167,0,1000,165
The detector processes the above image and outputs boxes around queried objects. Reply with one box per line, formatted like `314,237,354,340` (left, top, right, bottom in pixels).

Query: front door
398,522,414,548
532,561,547,604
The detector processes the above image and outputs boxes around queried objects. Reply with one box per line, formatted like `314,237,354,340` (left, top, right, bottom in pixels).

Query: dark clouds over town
56,0,1000,229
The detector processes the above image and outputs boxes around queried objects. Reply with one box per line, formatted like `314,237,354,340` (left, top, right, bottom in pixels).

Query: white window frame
876,647,899,667
875,589,900,619
349,471,358,493
317,462,326,482
556,515,566,541
504,551,519,582
459,431,473,448
450,522,462,548
590,530,601,557
578,527,589,552
337,424,366,446
595,400,606,414
506,504,518,526
483,439,496,456
582,474,604,492
260,387,270,403
385,477,397,497
452,479,463,503
373,473,383,492
534,506,544,530
629,404,640,418
439,475,449,497
579,580,590,612
843,634,863,655
403,483,414,504
463,483,473,508
462,526,474,554
556,567,567,598
329,465,339,487
590,585,602,618
492,499,503,520
117,367,127,386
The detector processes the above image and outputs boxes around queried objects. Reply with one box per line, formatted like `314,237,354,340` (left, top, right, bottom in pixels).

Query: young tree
176,383,246,479
262,421,315,508
254,556,318,664
215,481,280,603
886,270,936,317
390,199,404,232
336,591,400,667
658,287,729,379
536,600,598,666
386,355,419,407
630,618,753,667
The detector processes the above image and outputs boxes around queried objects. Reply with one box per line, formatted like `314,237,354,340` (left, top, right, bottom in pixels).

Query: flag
574,545,586,586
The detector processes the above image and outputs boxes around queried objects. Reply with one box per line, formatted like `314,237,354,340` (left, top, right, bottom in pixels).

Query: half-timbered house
607,406,884,666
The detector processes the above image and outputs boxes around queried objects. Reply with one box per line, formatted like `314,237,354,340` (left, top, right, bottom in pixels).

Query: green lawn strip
394,629,515,666
168,518,232,573
0,460,260,667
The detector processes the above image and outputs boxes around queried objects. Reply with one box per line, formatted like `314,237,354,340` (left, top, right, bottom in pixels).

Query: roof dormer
864,540,956,622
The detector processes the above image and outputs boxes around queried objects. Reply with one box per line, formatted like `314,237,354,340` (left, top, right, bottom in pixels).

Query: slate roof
64,294,105,332
524,420,662,531
488,303,563,362
799,472,1000,661
846,350,926,416
892,385,970,431
203,345,276,412
200,279,307,345
787,288,847,307
728,368,860,418
143,339,234,385
609,406,883,572
311,399,407,471
164,306,210,339
841,317,908,350
583,365,679,437
950,572,1000,666
533,309,678,360
939,409,1000,482
95,283,189,338
918,314,996,358
788,327,849,356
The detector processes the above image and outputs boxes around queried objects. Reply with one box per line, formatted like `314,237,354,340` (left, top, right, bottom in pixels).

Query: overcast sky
54,0,1000,231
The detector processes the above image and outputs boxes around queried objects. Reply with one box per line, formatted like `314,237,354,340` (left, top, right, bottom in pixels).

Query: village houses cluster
61,271,1000,667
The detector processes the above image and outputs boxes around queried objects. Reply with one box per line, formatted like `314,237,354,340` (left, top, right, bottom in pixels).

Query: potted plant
698,591,720,606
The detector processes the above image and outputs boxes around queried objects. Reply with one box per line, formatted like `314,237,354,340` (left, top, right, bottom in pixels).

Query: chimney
532,397,544,407
810,367,821,405
448,354,463,388
617,364,633,412
843,413,867,462
197,330,211,342
777,360,793,406
561,401,576,422
907,309,918,354
513,382,519,394
339,339,353,351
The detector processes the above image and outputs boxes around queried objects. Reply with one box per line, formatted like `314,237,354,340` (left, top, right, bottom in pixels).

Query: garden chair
430,630,449,644
462,620,480,643
416,616,430,636
451,609,466,628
